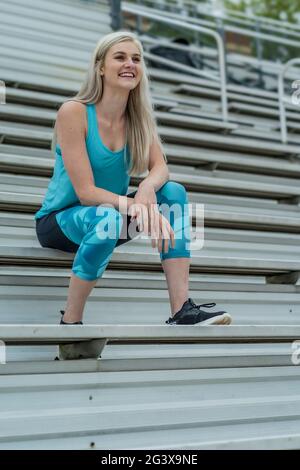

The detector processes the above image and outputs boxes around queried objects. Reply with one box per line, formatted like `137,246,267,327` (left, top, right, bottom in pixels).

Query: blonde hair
51,31,166,176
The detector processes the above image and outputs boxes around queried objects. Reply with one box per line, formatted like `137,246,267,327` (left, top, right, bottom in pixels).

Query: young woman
35,31,231,327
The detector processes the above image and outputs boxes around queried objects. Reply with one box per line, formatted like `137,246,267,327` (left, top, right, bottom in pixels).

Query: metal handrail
134,3,300,51
122,2,228,121
198,3,300,35
278,58,300,144
209,4,300,33
135,0,300,35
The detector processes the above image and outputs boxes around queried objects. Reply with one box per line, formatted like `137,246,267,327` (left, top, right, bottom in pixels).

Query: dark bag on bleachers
149,37,198,70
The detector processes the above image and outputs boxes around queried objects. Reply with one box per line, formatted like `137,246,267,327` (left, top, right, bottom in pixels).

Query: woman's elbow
77,186,94,206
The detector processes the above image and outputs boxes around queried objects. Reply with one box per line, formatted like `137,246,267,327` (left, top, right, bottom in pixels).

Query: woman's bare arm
56,101,132,213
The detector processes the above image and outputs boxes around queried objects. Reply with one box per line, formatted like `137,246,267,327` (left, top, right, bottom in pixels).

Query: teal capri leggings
36,181,191,281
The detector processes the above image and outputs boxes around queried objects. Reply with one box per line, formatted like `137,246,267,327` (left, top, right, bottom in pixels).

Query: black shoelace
188,299,216,310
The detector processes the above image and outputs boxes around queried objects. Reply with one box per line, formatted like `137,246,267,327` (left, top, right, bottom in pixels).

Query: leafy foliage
224,0,300,23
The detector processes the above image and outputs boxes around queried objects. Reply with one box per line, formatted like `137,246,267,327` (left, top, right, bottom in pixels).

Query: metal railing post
255,20,264,88
278,58,300,144
278,72,287,144
136,0,143,34
216,16,227,83
111,0,122,31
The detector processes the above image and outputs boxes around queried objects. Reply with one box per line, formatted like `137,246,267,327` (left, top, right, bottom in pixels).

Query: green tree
224,0,300,23
223,0,300,62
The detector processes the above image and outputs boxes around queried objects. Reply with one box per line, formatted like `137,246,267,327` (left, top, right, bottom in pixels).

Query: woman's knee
159,181,188,203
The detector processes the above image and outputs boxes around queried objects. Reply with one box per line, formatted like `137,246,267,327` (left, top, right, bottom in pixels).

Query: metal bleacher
1,0,300,450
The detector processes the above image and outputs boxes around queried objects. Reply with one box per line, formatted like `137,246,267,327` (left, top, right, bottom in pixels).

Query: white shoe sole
198,313,232,326
167,313,232,326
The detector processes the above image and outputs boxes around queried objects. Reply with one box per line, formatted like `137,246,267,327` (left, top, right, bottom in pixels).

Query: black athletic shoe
57,311,104,360
165,298,232,326
59,310,83,325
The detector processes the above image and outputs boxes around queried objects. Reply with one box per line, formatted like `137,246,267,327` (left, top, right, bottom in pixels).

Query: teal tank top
34,103,131,220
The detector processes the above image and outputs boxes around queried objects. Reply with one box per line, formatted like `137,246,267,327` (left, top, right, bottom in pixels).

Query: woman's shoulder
56,100,89,136
58,100,87,116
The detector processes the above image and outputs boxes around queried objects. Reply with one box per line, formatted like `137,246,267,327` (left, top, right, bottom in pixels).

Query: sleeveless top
34,103,131,220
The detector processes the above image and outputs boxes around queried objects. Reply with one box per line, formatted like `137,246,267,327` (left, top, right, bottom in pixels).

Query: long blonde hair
51,31,166,176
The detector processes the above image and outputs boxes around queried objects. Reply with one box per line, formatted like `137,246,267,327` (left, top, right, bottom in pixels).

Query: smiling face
100,40,142,91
